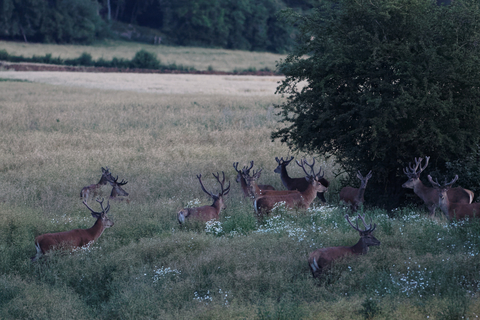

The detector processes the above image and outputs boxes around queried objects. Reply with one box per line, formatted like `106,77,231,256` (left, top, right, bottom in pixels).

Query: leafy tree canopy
273,0,480,207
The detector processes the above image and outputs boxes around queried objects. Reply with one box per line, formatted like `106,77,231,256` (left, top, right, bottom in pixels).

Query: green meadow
0,43,479,319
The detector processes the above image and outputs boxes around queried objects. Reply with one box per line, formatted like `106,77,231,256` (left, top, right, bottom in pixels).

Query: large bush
272,0,480,208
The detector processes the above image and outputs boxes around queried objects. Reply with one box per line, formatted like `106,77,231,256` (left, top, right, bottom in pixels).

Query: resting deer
308,214,380,278
233,161,275,198
339,171,373,212
274,156,330,203
177,172,231,224
32,199,114,261
402,157,473,217
80,167,111,202
107,174,130,202
428,175,480,221
254,158,328,216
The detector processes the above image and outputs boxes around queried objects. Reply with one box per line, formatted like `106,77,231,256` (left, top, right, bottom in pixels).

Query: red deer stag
308,214,380,278
107,174,130,202
243,166,302,199
233,161,275,198
31,198,114,261
428,175,480,221
177,172,230,224
274,156,330,203
402,157,473,217
80,167,111,202
339,171,373,212
254,158,327,216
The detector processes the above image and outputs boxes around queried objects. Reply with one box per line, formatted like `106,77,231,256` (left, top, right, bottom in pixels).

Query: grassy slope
0,40,286,72
0,71,479,318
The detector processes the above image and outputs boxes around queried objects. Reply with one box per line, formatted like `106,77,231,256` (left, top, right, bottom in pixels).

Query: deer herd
32,156,479,279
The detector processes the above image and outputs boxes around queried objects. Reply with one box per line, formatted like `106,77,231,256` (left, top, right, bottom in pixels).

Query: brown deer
31,198,114,261
254,158,328,216
402,157,473,217
80,167,111,202
107,174,130,202
243,165,305,199
274,156,330,203
177,172,231,224
428,175,480,221
339,171,373,212
233,161,275,198
308,214,380,278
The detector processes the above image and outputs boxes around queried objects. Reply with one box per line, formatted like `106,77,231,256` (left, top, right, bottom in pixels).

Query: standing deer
308,214,380,278
31,199,114,261
428,175,480,220
233,161,275,198
177,172,230,224
402,157,473,217
80,167,111,202
107,174,130,202
254,158,328,216
339,171,373,212
274,156,330,203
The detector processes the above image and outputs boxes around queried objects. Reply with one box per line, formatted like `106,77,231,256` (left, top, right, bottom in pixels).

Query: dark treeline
0,0,315,53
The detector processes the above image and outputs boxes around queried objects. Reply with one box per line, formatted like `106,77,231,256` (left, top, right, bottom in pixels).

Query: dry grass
0,75,478,319
0,71,286,95
0,40,287,72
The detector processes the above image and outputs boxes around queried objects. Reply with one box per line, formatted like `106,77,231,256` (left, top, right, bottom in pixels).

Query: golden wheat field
1,44,480,319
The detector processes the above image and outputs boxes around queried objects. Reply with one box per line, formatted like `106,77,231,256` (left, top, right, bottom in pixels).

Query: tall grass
0,81,479,319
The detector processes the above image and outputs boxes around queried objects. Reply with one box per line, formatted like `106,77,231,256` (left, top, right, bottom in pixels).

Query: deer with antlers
80,167,111,202
274,156,330,203
254,158,328,216
177,172,231,224
31,199,114,261
107,174,130,202
233,161,275,198
339,171,373,212
428,175,480,220
402,157,473,217
308,214,380,278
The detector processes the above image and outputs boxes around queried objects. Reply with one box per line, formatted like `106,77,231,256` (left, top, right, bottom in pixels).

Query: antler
403,156,430,177
275,156,294,165
110,175,128,186
345,214,376,232
83,198,110,217
213,171,231,195
428,174,458,189
197,172,231,198
296,158,324,179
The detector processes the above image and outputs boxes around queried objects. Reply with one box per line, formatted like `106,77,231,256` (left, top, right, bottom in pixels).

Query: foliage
0,48,194,71
0,0,108,44
0,0,312,52
272,0,480,208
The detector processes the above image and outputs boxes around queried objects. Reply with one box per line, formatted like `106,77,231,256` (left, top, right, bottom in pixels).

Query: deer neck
356,186,366,203
86,218,106,241
437,191,452,216
279,165,293,189
239,175,250,197
412,180,432,202
299,182,318,204
350,237,368,255
211,198,224,213
98,175,108,186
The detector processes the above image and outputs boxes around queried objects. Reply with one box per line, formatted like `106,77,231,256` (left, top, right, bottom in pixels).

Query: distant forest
0,0,315,53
